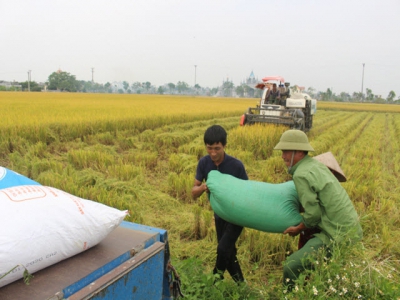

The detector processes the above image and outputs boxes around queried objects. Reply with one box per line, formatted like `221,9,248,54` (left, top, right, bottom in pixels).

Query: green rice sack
207,170,302,233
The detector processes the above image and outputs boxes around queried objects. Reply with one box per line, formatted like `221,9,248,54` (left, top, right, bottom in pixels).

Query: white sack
0,185,127,288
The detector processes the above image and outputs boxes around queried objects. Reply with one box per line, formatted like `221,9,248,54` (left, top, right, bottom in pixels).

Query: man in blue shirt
192,125,248,283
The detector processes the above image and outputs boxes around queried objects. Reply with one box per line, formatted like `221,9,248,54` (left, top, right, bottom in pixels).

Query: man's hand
191,181,208,199
283,223,306,237
283,226,301,237
201,183,209,193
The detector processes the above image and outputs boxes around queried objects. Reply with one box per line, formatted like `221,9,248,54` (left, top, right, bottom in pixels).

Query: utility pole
91,67,94,83
193,65,197,96
361,63,365,101
27,70,31,92
194,65,197,87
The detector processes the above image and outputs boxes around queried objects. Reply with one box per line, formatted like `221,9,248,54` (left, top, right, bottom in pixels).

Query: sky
1,0,400,97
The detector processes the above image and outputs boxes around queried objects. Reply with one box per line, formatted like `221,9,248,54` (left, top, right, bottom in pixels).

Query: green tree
80,80,100,93
387,90,396,102
242,85,255,98
235,85,244,97
77,80,109,93
105,82,112,93
8,86,21,91
93,82,103,93
326,88,333,100
123,81,129,92
131,82,141,93
352,92,363,102
254,88,262,98
168,83,175,94
20,81,41,92
193,84,201,95
176,81,189,94
319,88,333,101
339,92,350,102
366,88,374,101
48,71,80,92
79,80,89,92
222,81,234,97
157,86,164,94
142,82,151,92
319,92,327,100
307,87,316,98
210,87,219,96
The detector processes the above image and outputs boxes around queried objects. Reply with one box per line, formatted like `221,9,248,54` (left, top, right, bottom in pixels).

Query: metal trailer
0,221,174,300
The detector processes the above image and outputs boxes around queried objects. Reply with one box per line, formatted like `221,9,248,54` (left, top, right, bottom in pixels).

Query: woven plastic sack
207,170,301,233
0,166,41,189
0,185,127,288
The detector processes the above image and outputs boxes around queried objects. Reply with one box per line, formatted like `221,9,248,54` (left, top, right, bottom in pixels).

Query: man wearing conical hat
274,130,363,291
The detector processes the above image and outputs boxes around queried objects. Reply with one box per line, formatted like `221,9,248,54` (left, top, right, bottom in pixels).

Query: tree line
1,70,398,104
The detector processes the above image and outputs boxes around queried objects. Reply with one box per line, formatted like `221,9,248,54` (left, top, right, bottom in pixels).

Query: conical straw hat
313,152,347,182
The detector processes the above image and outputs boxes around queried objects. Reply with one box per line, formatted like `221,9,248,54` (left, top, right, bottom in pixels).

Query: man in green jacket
274,129,363,290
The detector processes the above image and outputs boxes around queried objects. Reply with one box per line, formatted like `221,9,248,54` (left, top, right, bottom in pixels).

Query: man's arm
191,179,208,199
294,176,322,228
264,90,271,104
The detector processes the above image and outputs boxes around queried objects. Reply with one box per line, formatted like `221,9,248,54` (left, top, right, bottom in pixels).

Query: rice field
0,92,399,299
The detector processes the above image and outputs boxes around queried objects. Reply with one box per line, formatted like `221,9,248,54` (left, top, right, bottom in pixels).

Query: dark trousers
213,214,244,282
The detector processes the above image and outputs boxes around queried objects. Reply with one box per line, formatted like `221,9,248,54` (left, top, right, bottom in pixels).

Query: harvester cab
240,76,317,132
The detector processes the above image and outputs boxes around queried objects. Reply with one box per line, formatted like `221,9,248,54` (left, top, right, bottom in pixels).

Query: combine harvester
240,76,317,132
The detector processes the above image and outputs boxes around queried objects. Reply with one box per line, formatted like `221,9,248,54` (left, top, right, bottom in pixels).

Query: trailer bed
0,222,168,300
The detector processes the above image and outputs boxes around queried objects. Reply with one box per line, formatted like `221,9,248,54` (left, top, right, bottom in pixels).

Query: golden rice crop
1,92,399,296
0,92,251,127
0,92,253,149
317,101,400,113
